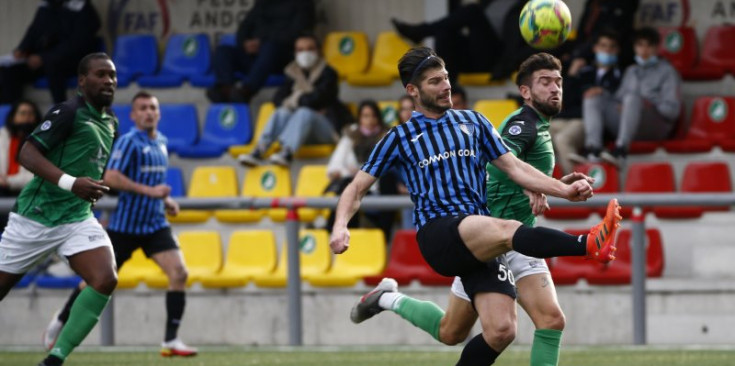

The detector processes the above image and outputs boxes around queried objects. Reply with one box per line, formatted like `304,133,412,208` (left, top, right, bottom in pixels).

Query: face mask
635,55,658,67
296,51,319,69
359,125,381,137
595,52,617,66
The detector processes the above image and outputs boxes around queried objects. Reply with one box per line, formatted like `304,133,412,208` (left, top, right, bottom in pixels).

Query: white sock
378,292,405,310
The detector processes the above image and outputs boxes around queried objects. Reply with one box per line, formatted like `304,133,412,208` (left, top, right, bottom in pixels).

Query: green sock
49,287,110,360
530,329,563,366
392,296,445,342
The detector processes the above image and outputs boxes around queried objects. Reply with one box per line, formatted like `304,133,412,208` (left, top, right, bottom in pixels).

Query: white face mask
296,51,319,69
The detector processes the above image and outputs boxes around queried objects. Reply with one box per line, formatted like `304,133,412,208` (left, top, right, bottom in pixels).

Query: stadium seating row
658,25,735,80
547,161,733,220
17,227,661,290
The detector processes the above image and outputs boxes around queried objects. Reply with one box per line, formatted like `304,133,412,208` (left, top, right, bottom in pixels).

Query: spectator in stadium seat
0,0,101,104
325,100,393,241
0,100,42,231
564,0,639,76
391,0,533,82
557,30,623,172
237,34,351,167
206,0,315,103
451,86,468,110
398,94,414,124
578,27,681,167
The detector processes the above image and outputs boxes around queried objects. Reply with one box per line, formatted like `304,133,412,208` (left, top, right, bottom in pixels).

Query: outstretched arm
491,153,593,202
329,170,378,254
104,169,170,198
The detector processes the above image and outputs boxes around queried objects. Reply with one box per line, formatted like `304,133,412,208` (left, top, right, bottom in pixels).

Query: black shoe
238,148,264,167
230,86,254,104
391,18,427,44
600,146,627,168
38,355,63,366
206,85,231,103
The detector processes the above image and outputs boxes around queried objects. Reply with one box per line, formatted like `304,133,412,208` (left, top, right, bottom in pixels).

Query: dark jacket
571,0,639,67
558,64,622,119
273,61,351,133
17,0,101,67
236,0,315,46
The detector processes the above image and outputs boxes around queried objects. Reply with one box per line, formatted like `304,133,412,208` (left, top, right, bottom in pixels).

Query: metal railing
5,193,735,346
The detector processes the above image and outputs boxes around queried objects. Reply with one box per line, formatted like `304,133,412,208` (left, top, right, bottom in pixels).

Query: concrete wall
3,281,735,346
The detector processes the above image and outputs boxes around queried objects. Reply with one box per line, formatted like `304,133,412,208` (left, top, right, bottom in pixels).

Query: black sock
41,355,64,366
57,287,82,323
456,334,501,366
165,291,185,342
512,225,587,258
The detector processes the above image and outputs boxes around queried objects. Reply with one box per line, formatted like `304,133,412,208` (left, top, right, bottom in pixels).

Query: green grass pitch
2,346,734,366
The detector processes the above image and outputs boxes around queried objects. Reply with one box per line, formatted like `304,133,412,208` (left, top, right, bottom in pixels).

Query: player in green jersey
349,53,603,366
0,52,118,366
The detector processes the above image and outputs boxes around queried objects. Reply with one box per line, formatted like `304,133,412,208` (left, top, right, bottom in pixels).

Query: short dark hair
515,52,562,87
5,99,41,135
296,32,321,51
595,28,620,46
398,47,446,87
451,86,467,101
77,52,112,76
634,26,661,46
131,90,155,104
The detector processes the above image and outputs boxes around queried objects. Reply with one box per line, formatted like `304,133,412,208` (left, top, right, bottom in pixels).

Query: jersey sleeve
361,128,399,178
473,111,510,161
28,104,76,153
500,117,537,157
106,135,136,173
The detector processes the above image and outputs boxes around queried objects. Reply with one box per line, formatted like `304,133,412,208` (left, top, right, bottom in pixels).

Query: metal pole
100,295,114,345
631,206,647,345
285,208,303,346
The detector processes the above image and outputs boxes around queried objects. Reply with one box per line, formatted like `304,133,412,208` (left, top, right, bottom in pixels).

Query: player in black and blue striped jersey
331,47,621,366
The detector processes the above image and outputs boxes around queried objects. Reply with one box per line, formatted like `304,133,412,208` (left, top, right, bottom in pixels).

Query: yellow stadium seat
117,249,162,289
378,101,399,126
457,73,509,86
200,231,278,288
229,102,277,157
252,229,331,288
308,229,386,287
168,166,239,223
294,165,331,222
214,165,291,223
323,31,370,79
144,231,223,288
228,102,334,159
346,32,411,86
473,99,520,129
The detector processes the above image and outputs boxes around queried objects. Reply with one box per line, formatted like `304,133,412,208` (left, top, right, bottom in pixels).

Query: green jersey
14,95,118,227
486,104,554,226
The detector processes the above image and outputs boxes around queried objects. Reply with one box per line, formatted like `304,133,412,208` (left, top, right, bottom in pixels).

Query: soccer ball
519,0,572,50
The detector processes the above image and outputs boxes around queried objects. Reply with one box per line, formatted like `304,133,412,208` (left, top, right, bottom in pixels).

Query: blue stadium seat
177,104,251,158
113,34,159,87
36,275,82,289
33,77,77,89
14,274,35,288
138,33,211,87
158,104,199,153
110,104,134,134
0,104,11,127
167,166,185,197
219,33,236,46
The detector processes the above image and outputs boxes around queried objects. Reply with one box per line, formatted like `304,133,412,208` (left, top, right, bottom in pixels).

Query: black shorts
417,215,516,301
108,227,179,269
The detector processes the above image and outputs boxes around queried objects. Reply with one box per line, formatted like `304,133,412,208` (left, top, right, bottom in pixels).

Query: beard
419,89,451,115
531,96,562,117
91,92,115,108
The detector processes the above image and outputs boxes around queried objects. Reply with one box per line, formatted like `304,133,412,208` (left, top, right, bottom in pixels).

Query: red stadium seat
682,26,735,80
657,26,698,78
654,162,732,218
586,229,664,284
664,97,735,153
548,229,604,285
544,163,619,220
622,163,676,218
364,230,453,286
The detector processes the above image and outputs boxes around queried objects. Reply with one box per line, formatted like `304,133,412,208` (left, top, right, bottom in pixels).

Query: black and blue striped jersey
106,129,169,235
361,110,510,229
